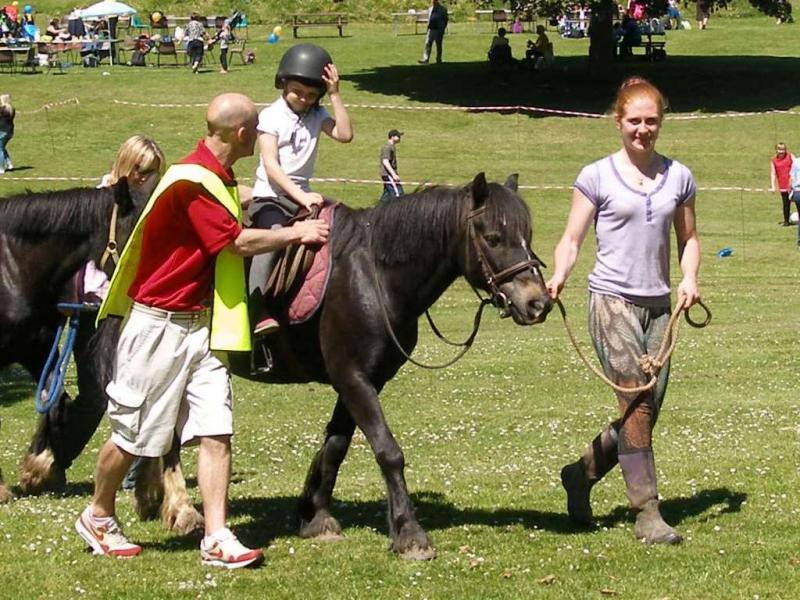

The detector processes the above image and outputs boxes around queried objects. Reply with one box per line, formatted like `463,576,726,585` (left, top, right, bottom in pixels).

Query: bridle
466,205,547,317
368,201,548,370
99,202,120,270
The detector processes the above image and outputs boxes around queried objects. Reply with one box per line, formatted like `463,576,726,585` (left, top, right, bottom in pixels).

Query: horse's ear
471,172,488,209
504,173,519,192
112,176,134,214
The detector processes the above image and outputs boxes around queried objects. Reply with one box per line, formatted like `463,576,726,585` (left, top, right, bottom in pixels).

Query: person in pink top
770,142,793,226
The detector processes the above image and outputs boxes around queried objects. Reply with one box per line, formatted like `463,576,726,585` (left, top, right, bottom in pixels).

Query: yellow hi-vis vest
97,163,251,353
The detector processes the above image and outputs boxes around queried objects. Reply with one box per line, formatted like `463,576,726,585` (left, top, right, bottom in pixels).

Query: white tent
78,1,137,65
79,1,137,20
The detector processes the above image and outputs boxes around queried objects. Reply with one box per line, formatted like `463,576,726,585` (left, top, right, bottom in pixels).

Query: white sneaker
5,159,13,171
75,505,142,558
200,527,263,569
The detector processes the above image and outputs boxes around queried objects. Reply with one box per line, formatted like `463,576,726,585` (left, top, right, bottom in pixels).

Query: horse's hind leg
160,439,204,535
298,398,355,541
336,377,435,560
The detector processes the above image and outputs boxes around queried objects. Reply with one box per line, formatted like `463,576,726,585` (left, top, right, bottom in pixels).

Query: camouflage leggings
589,293,671,453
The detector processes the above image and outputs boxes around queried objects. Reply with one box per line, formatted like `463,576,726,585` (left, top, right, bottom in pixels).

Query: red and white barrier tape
0,174,775,194
18,97,80,115
112,98,800,121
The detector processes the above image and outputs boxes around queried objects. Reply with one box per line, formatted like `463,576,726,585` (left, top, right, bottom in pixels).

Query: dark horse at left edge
0,180,146,503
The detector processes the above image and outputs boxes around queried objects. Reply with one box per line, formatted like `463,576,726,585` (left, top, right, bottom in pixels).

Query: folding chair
156,40,179,66
228,39,247,65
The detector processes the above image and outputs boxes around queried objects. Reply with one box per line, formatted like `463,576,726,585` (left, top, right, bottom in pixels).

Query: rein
99,202,120,270
555,297,712,394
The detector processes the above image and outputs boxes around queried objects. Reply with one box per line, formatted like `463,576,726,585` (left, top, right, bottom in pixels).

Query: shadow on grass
344,56,800,115
136,486,746,552
598,487,747,528
0,367,35,406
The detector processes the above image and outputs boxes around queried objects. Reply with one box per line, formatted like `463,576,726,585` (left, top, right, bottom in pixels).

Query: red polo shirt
128,140,242,311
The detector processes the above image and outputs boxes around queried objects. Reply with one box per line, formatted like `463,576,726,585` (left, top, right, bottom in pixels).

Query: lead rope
555,297,711,394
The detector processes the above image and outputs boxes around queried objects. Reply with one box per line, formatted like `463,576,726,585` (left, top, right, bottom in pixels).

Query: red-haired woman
547,77,701,545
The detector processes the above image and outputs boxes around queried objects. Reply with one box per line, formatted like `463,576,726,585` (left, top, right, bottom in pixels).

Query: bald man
75,93,328,568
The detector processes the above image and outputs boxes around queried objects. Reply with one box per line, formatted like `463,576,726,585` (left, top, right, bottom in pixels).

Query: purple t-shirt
574,154,696,306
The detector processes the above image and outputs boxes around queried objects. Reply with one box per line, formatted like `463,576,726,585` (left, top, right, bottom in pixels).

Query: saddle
262,202,336,324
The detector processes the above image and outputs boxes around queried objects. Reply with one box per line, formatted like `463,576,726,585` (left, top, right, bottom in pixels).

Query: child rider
248,43,353,336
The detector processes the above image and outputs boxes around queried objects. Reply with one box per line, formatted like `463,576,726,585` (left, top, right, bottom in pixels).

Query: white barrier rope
111,98,800,121
17,97,80,115
0,174,776,194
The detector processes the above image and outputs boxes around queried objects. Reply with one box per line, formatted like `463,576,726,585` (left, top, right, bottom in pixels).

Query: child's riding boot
249,251,280,337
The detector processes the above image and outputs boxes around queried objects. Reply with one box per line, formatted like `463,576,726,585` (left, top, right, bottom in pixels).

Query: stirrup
251,341,273,375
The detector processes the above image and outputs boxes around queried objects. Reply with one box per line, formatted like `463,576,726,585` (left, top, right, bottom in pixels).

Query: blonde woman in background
85,136,165,303
0,94,16,174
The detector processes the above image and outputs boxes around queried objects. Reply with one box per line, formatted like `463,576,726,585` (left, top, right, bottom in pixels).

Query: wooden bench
620,32,666,62
291,13,348,38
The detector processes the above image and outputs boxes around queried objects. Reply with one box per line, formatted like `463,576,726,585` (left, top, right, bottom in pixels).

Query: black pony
0,180,143,502
126,173,553,558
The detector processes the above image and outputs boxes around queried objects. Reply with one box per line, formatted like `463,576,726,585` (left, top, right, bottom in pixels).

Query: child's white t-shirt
253,96,331,199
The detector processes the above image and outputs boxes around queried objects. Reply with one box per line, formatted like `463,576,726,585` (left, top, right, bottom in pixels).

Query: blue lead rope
35,302,98,415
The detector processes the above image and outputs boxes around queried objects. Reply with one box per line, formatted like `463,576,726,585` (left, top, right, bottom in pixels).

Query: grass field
1,15,799,599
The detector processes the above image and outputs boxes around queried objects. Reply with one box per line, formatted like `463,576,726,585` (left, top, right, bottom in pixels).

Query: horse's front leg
298,397,356,540
20,317,107,494
159,439,204,535
18,345,69,495
336,374,435,560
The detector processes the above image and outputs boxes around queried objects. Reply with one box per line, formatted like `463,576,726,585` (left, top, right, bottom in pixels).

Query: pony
122,173,553,558
0,180,144,502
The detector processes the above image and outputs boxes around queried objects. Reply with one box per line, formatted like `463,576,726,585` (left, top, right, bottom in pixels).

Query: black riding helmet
274,43,333,98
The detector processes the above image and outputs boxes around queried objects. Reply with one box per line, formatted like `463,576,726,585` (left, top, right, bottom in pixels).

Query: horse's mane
366,182,531,266
0,187,114,238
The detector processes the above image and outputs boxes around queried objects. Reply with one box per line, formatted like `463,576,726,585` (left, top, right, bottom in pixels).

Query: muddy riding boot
618,449,682,545
561,424,620,527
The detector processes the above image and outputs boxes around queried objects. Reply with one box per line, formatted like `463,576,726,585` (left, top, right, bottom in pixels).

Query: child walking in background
216,18,233,74
770,142,793,226
0,94,15,174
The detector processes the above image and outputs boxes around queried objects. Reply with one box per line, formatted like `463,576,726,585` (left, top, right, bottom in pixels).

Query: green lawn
1,15,799,600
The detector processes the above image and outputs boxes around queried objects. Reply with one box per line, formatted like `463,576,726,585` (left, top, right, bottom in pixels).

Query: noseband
466,205,547,316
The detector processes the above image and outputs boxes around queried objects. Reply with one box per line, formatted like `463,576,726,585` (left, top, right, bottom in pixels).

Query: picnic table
290,13,348,38
621,30,667,61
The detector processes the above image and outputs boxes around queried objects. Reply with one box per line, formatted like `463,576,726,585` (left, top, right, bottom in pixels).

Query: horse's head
463,173,552,325
98,176,149,277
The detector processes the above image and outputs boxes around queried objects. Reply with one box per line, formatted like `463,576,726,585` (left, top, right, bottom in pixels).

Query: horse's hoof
18,450,66,495
0,483,14,503
162,504,204,535
398,543,436,561
393,524,435,560
299,512,343,540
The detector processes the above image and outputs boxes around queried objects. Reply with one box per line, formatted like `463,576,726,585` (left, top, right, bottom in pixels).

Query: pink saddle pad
287,203,336,324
